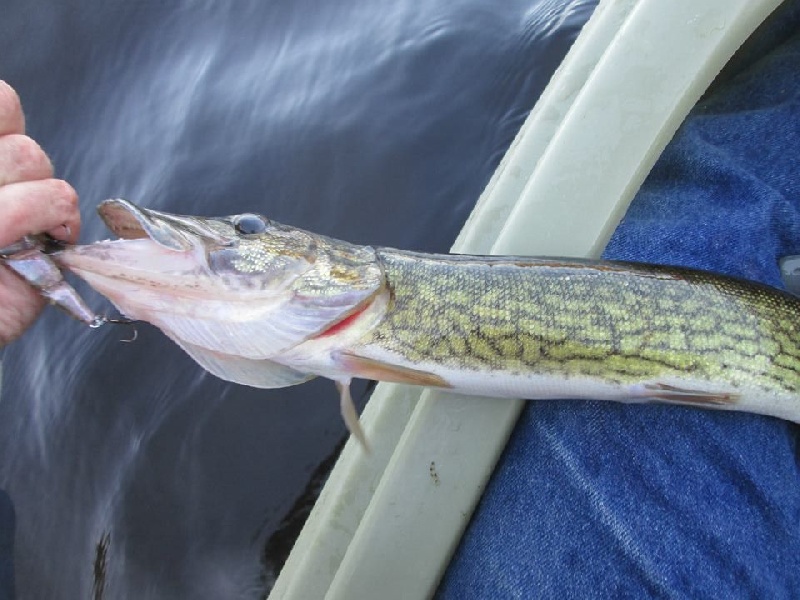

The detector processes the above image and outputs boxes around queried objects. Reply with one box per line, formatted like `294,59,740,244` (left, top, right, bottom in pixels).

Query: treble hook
96,316,139,342
0,235,137,333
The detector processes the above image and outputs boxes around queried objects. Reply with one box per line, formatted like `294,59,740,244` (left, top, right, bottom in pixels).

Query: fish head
56,199,384,360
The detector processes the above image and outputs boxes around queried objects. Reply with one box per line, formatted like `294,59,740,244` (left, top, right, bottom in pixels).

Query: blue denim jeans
438,6,800,599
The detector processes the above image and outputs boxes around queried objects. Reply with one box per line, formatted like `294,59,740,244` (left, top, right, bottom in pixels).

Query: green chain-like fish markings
55,200,800,426
360,249,800,394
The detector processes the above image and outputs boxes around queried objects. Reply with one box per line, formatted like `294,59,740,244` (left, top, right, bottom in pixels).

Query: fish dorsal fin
174,338,315,389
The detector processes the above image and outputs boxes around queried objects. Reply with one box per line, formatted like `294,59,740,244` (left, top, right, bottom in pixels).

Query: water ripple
0,0,595,596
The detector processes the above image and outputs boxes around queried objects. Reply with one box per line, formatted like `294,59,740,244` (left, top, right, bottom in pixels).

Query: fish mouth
97,198,233,250
54,199,235,297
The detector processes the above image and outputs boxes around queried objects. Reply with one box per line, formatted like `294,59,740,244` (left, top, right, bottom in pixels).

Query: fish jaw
96,197,236,250
57,237,212,304
54,199,387,363
55,237,262,317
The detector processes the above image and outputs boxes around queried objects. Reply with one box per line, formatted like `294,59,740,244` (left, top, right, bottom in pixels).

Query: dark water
0,1,595,597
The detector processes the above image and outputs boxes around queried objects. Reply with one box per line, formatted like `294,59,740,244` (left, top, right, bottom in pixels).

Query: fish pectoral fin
175,338,315,389
640,383,740,406
335,352,451,388
336,380,370,453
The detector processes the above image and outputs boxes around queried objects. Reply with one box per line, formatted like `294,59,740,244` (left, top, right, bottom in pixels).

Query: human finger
0,81,25,136
0,179,80,247
0,134,54,187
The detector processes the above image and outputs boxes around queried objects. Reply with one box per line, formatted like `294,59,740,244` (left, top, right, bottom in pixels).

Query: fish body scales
349,249,800,421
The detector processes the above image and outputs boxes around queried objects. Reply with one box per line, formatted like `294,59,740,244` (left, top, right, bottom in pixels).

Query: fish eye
233,214,267,235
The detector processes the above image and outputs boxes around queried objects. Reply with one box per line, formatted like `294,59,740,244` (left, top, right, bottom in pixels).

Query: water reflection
0,0,595,596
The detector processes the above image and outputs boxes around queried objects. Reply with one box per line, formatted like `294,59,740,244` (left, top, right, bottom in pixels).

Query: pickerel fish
51,199,800,446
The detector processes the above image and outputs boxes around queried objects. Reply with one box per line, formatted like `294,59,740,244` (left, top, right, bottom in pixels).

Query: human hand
0,81,80,345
